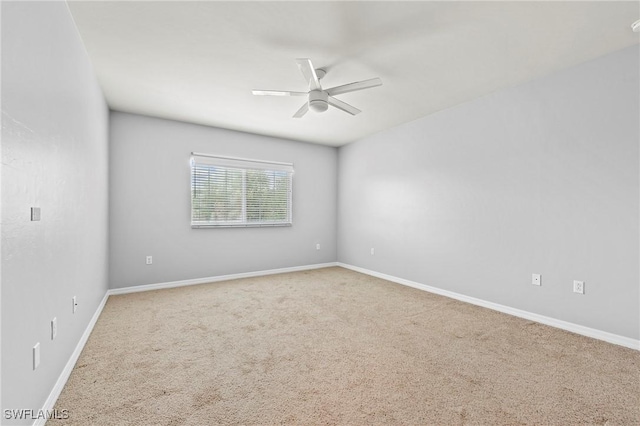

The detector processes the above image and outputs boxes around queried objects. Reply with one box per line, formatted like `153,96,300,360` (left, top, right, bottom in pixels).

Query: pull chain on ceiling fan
252,58,382,118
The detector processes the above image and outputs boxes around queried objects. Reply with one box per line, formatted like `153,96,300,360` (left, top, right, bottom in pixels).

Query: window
190,153,293,228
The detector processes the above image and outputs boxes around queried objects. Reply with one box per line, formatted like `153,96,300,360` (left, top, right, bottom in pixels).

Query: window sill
191,223,292,229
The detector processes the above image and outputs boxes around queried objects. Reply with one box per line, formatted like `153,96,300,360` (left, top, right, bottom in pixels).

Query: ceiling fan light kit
252,58,382,118
309,90,329,113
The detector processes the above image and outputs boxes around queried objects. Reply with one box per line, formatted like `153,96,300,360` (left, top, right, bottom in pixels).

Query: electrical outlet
146,256,153,265
33,343,40,370
532,274,541,286
72,296,77,314
370,248,375,255
51,317,57,340
573,280,585,294
316,243,320,250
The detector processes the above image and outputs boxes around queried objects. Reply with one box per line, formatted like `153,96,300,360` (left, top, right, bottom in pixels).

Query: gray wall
338,46,639,340
1,1,109,422
109,112,337,289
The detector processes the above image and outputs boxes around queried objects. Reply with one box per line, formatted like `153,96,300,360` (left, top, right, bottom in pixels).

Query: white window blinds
190,153,293,228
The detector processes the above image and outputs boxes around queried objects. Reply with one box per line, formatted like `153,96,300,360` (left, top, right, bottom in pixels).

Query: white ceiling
67,1,639,147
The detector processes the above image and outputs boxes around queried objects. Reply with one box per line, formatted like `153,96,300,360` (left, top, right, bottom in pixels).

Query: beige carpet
52,267,639,425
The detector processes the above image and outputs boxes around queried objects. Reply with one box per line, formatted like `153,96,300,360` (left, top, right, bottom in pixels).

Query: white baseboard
108,262,339,296
34,291,109,426
337,262,640,351
35,260,635,426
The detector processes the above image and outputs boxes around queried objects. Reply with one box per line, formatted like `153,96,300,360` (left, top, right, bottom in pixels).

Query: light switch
31,207,41,221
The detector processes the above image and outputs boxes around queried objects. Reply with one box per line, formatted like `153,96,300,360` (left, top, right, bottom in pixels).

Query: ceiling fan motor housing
309,90,329,113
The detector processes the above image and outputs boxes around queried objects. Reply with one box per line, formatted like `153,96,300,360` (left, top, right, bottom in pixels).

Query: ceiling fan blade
292,102,309,118
296,58,321,91
326,77,382,96
328,96,361,116
252,90,307,96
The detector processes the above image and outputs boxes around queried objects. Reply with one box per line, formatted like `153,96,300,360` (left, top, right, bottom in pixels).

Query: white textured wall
1,1,109,422
109,112,337,289
338,46,639,340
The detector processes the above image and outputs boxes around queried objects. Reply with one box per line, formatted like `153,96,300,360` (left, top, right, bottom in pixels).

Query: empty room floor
52,267,639,425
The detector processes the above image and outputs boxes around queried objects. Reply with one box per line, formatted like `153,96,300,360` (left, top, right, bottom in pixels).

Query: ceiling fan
252,58,382,118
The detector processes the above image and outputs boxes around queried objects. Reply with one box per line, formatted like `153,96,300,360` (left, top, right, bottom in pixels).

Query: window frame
190,153,293,229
